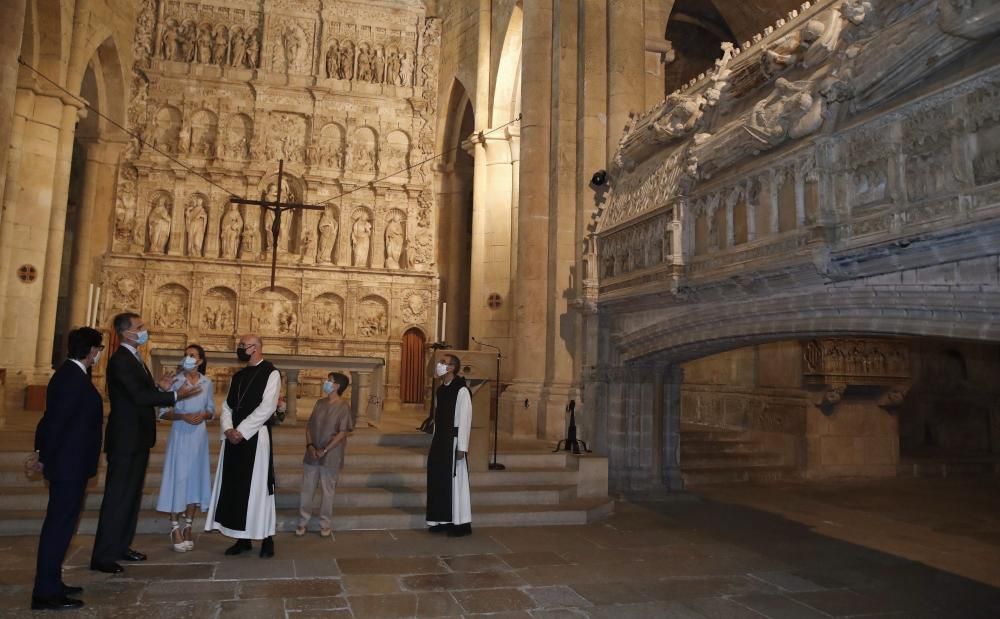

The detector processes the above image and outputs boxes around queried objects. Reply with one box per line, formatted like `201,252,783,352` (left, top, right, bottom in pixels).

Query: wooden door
400,327,426,403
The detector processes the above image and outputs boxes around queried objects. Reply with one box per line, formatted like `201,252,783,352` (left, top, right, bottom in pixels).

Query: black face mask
236,348,251,362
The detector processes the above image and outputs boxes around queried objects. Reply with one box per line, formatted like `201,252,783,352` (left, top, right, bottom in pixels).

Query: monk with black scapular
425,354,473,537
205,334,279,557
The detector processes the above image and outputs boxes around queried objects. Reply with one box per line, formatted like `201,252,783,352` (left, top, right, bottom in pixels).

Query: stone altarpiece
102,0,442,404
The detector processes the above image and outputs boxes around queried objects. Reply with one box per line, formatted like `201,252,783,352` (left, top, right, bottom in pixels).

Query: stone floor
1,478,998,618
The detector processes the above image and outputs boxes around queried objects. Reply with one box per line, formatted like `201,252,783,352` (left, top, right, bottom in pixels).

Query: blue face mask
134,329,149,346
181,356,198,371
322,380,336,395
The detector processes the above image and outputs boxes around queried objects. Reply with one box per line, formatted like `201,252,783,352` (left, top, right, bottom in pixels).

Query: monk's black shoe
224,539,252,556
122,548,146,561
61,583,83,595
447,523,472,538
259,536,274,558
428,524,452,534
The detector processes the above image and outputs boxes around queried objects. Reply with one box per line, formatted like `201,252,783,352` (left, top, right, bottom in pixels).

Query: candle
440,302,447,343
92,286,101,328
85,284,94,328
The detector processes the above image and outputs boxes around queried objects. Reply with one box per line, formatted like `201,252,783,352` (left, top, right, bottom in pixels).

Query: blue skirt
156,419,212,513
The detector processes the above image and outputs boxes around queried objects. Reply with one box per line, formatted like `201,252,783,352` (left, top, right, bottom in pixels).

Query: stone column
607,0,646,162
661,364,684,490
502,0,553,438
0,89,30,379
66,139,125,329
0,92,70,381
0,0,27,205
285,369,300,424
538,0,581,439
470,134,515,362
35,101,84,370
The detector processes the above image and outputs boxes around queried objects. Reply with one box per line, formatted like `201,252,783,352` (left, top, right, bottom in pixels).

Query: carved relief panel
201,286,237,333
153,284,190,330
358,295,388,337
309,292,344,336
249,287,298,336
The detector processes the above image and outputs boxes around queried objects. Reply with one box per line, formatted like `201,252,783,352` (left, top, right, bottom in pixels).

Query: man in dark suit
30,327,104,610
90,313,199,574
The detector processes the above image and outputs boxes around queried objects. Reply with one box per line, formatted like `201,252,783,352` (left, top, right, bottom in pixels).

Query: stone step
4,465,581,489
681,440,762,454
0,483,577,511
897,460,1000,478
0,498,616,536
682,464,796,486
680,452,784,468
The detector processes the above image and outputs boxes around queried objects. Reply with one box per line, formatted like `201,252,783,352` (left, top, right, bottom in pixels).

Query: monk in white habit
205,334,279,557
425,354,473,537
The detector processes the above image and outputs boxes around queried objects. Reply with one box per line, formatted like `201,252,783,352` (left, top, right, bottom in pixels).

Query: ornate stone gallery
104,0,441,401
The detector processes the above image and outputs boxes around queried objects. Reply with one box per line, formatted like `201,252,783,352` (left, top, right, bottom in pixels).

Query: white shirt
69,359,87,374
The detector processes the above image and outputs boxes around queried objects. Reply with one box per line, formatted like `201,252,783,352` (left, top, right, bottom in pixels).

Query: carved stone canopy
802,338,912,414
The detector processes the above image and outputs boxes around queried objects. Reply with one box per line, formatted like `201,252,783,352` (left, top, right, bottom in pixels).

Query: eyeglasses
95,345,105,350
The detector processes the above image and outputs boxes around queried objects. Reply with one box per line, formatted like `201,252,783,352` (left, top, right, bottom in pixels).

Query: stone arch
616,287,1000,366
309,292,345,337
201,286,237,333
357,295,389,338
152,283,190,330
491,1,522,126
22,0,63,82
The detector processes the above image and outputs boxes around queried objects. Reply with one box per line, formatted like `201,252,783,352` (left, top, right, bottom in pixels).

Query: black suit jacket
34,361,104,481
104,346,175,454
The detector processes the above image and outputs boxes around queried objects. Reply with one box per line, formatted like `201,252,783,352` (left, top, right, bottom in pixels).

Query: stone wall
84,0,443,404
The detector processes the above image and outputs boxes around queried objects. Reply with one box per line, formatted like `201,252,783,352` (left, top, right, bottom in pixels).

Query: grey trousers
299,464,338,529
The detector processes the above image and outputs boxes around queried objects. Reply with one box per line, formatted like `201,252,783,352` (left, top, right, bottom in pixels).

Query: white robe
427,384,472,526
205,367,280,539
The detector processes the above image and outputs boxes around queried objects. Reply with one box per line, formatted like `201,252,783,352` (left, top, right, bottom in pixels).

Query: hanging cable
17,57,523,207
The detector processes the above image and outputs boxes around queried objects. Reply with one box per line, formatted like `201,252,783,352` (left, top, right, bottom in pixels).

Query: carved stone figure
326,40,341,78
185,195,208,257
373,48,385,84
230,29,246,68
283,26,305,73
220,203,243,259
385,50,400,85
399,52,413,86
351,213,372,267
300,229,315,264
317,209,338,264
147,197,171,254
350,142,376,173
179,22,196,63
358,301,387,337
246,29,260,69
241,208,260,259
384,216,404,269
406,227,434,271
161,20,180,61
196,24,213,63
651,94,704,142
339,42,355,80
357,46,373,82
213,26,229,65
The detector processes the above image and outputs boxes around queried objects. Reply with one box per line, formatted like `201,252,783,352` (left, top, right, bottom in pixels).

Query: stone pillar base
500,381,544,438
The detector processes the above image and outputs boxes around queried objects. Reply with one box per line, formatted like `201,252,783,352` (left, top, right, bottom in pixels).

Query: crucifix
230,160,326,290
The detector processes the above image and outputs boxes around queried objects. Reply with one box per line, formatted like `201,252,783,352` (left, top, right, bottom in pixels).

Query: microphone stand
472,337,505,471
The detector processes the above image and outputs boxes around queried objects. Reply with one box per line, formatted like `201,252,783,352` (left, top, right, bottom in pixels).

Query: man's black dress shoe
224,539,252,556
428,523,452,534
61,584,83,595
89,560,124,574
259,536,274,558
447,523,472,537
122,548,147,561
31,594,84,610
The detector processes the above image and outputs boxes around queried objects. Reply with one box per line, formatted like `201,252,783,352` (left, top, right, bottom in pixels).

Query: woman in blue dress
157,344,215,552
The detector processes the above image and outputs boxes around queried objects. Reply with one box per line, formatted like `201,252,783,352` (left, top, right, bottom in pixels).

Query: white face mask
91,349,102,366
434,362,449,377
181,355,198,371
